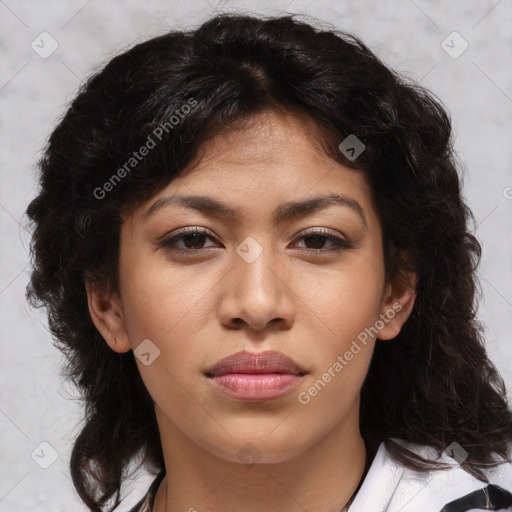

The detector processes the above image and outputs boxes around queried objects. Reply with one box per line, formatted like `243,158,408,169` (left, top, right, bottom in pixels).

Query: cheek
118,253,212,346
119,259,211,410
298,256,385,344
295,267,381,418
291,253,384,408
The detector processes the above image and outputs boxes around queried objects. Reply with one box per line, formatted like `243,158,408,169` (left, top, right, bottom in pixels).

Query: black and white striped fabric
440,484,512,511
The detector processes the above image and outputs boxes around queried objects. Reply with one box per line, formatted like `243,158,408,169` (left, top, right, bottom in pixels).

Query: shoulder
349,438,512,512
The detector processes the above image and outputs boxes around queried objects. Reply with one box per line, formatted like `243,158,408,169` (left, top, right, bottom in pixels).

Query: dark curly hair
25,12,512,512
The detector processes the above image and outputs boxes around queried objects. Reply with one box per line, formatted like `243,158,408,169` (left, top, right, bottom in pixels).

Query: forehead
182,110,330,174
172,111,371,202
131,110,381,235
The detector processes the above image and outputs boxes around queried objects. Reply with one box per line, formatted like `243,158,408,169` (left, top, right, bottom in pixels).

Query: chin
203,431,311,465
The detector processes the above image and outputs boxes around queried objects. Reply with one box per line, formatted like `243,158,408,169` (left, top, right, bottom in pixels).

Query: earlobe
84,281,132,353
377,271,417,341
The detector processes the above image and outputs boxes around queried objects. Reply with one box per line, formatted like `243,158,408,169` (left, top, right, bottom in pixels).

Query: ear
84,280,132,353
377,270,417,341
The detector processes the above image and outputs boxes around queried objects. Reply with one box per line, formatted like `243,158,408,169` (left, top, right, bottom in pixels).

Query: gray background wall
1,1,511,510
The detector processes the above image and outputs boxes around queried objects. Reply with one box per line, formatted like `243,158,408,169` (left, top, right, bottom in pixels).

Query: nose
217,239,296,333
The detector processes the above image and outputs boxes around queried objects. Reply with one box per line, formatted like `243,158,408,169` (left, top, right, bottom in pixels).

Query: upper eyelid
157,226,215,242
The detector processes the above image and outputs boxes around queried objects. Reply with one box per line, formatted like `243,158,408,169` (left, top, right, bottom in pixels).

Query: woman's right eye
159,227,221,253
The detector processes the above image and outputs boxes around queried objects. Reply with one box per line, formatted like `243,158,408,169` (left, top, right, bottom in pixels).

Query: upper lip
205,350,306,377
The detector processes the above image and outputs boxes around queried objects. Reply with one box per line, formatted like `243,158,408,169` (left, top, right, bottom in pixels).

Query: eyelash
158,227,353,254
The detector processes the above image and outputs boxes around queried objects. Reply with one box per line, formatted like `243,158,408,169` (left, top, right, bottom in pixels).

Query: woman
25,13,512,512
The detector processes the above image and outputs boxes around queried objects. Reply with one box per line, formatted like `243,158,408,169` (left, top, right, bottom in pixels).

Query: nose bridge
218,234,294,331
235,235,281,306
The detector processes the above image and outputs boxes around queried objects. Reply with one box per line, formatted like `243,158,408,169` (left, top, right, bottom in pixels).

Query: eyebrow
143,193,368,228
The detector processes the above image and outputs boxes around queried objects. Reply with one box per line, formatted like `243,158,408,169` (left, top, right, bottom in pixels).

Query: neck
153,398,368,512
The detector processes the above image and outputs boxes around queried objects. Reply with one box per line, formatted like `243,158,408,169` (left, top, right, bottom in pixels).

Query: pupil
306,235,324,249
184,233,205,249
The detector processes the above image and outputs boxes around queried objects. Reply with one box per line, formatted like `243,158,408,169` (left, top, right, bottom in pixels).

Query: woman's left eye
293,231,352,252
158,227,352,254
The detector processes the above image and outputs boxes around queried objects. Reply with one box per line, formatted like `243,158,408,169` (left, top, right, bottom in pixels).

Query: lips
205,350,306,401
205,350,306,377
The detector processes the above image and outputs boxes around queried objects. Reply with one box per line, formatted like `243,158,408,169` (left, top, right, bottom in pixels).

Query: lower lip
209,373,303,401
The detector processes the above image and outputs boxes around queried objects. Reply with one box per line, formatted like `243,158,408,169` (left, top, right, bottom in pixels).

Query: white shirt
349,438,512,512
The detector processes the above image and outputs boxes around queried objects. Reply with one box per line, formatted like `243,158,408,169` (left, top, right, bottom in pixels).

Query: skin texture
86,111,416,512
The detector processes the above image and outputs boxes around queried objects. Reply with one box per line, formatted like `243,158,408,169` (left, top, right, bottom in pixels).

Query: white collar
349,439,512,512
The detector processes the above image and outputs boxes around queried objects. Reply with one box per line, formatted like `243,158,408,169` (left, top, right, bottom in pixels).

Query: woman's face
89,111,414,464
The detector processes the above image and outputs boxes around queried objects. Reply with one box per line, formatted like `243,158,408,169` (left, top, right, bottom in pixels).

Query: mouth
204,350,306,401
